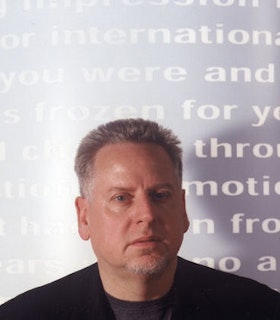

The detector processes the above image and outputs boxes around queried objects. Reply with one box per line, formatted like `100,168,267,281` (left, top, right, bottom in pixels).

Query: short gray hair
74,118,182,198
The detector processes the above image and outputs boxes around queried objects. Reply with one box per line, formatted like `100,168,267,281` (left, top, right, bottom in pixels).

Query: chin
125,253,170,275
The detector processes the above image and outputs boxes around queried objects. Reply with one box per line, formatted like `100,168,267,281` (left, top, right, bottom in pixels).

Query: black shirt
106,287,174,320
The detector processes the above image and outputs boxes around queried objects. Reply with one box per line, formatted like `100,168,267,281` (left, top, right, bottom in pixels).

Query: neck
98,258,177,301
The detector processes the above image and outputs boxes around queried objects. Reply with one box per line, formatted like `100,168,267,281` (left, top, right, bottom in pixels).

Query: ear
181,189,190,233
75,196,90,241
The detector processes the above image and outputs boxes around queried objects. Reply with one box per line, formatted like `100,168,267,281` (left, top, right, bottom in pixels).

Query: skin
75,142,189,301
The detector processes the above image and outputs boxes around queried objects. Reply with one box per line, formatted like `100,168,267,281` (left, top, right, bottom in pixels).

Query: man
0,118,279,319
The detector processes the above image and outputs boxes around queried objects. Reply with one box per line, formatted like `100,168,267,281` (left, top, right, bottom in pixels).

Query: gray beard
125,253,169,275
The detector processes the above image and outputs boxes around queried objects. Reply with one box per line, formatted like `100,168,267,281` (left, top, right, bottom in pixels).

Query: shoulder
174,257,280,319
0,263,108,320
176,256,278,294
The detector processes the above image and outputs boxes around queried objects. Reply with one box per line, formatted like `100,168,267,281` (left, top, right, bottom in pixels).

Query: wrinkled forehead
95,142,171,165
83,142,181,199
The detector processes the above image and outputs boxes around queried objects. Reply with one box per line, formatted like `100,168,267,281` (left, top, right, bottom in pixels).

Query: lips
129,236,162,246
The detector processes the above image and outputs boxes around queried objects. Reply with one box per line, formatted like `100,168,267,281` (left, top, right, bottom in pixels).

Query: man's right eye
115,195,127,202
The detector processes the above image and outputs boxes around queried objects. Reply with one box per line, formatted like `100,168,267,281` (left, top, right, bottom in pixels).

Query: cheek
166,209,187,236
89,215,125,249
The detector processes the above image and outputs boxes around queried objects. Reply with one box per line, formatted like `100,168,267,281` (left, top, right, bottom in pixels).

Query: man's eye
115,195,127,201
151,191,171,201
115,195,125,201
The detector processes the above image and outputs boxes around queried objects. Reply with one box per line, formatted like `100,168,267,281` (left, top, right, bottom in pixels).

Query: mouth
129,236,162,247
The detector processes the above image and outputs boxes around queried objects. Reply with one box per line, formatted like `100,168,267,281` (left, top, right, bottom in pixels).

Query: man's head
74,118,183,198
74,119,189,282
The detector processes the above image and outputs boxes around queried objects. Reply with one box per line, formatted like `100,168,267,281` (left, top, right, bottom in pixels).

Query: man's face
76,142,189,277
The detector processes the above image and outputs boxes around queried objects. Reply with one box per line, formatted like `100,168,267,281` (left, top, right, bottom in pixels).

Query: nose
134,194,157,225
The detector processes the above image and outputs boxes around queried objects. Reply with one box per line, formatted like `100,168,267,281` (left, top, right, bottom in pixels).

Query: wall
0,0,279,303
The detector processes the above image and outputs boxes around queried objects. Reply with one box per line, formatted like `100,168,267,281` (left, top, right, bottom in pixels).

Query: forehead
93,142,175,176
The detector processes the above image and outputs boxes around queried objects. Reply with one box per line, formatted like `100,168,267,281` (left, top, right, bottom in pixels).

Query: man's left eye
151,191,170,200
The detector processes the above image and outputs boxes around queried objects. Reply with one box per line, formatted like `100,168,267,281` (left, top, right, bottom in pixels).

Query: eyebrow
148,183,174,191
108,187,134,194
108,183,175,193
